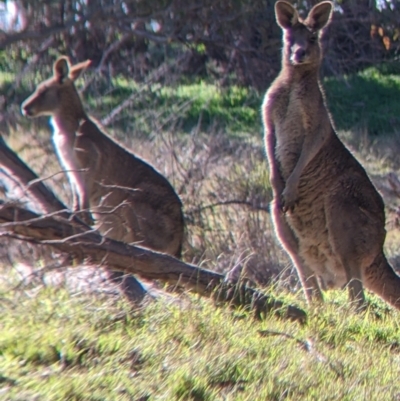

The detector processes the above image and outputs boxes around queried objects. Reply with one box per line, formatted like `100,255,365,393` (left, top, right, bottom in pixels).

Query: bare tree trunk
0,135,68,215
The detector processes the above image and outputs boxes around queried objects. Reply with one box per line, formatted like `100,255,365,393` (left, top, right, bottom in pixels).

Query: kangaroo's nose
21,104,32,117
294,48,306,62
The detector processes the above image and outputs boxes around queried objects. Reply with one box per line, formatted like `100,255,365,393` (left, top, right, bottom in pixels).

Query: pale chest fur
265,93,302,179
266,79,328,180
50,118,81,175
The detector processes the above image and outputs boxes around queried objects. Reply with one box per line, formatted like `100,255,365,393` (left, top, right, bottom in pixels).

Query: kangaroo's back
21,56,184,258
75,118,184,257
262,1,400,310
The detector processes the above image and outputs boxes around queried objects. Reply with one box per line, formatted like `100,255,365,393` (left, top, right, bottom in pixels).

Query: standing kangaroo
262,1,400,310
21,57,184,298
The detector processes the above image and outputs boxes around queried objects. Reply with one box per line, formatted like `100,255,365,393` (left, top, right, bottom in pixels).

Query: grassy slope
2,285,400,400
2,68,400,400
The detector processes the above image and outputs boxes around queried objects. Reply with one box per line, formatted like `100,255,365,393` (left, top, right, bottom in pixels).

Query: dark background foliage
1,0,399,92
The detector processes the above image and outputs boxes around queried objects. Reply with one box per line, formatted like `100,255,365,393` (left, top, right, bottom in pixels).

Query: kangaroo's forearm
286,126,329,190
265,124,285,195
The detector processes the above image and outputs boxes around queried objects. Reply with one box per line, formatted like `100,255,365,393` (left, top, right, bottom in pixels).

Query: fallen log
0,201,306,322
0,136,306,322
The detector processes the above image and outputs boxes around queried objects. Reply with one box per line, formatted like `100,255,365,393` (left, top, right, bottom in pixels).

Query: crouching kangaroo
262,1,400,310
21,56,184,300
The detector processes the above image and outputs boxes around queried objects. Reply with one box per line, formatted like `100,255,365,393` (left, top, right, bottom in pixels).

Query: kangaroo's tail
363,252,400,309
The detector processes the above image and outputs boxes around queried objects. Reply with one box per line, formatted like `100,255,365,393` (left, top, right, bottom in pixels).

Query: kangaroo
21,56,185,298
262,1,400,310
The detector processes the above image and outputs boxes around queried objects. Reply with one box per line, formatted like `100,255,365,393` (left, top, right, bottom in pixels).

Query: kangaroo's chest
51,119,98,198
273,89,312,177
51,118,102,177
51,121,80,173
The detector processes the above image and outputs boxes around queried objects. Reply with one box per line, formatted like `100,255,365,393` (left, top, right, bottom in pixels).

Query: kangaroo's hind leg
271,199,323,302
325,192,384,310
107,271,148,303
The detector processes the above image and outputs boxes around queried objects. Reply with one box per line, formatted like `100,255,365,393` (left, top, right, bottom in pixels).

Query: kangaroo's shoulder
264,73,290,104
262,74,292,124
77,118,174,184
78,117,137,156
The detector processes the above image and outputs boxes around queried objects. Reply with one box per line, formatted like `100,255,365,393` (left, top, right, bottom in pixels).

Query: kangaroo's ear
53,57,70,83
306,1,333,31
275,1,298,30
69,60,92,82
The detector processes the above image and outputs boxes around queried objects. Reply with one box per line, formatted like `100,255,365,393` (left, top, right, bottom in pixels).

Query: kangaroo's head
21,56,91,119
275,1,333,67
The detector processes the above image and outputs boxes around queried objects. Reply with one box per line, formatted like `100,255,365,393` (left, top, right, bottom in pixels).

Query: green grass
2,286,400,400
157,83,259,133
85,79,260,136
85,67,400,137
123,68,400,137
324,67,400,135
5,65,400,137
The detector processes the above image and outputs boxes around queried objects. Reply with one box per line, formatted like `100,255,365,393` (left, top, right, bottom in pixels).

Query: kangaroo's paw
75,209,94,226
281,186,299,212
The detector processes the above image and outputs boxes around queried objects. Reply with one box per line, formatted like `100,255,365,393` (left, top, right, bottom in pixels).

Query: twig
388,172,400,198
187,200,270,216
80,32,134,93
13,37,55,88
100,54,186,126
258,329,344,378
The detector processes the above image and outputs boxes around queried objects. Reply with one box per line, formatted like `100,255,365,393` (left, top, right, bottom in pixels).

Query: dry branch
0,135,69,216
100,54,185,126
0,201,306,322
388,172,400,198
